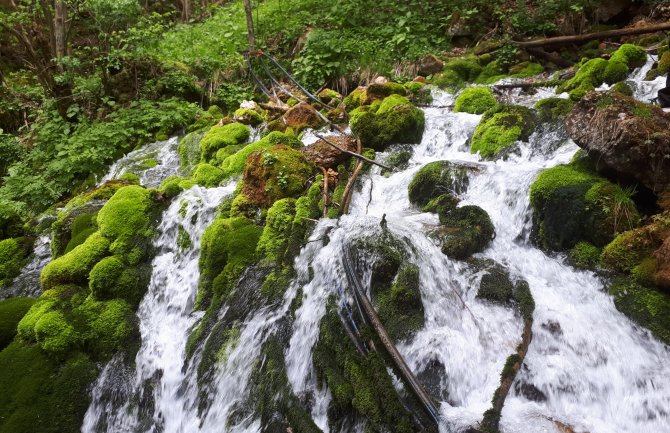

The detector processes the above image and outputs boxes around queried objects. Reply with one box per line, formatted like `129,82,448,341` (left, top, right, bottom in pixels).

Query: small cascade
1,234,51,299
82,184,234,433
100,136,181,188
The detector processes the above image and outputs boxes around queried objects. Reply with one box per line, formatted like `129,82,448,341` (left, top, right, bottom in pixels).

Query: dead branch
314,134,390,170
513,22,670,48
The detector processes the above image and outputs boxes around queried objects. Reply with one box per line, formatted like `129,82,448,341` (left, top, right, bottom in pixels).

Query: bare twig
314,134,390,170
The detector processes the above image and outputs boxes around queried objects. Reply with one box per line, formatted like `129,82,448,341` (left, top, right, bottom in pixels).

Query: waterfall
80,66,670,433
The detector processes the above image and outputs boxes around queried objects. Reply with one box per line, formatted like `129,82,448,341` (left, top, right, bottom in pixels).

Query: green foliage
200,122,250,162
470,104,535,158
454,87,497,114
0,298,36,350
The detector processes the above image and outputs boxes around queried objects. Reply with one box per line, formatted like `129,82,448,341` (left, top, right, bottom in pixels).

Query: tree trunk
244,0,255,51
182,0,190,21
514,22,670,48
54,0,67,61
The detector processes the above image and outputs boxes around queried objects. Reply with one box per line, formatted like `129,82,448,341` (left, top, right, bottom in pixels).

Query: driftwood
339,139,364,215
526,47,573,68
491,79,561,91
320,167,329,218
513,22,670,48
314,133,390,170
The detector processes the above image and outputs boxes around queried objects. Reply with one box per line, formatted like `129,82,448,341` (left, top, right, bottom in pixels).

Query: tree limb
314,134,390,170
513,22,670,48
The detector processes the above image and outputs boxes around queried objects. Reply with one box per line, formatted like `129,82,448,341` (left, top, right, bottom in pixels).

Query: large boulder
565,91,670,192
350,95,425,150
283,102,325,132
408,160,474,207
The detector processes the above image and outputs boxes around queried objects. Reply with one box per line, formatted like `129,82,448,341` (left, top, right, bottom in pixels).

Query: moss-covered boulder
454,87,497,114
470,104,535,159
51,200,103,258
199,122,250,163
408,160,472,208
568,241,601,270
40,232,110,290
283,102,325,132
177,130,206,170
192,163,225,187
530,155,640,251
350,94,425,150
317,88,342,105
72,297,138,359
0,298,36,349
609,43,647,69
89,256,150,307
0,237,31,288
608,277,670,344
475,260,515,304
431,205,495,259
233,108,264,126
220,131,302,178
343,82,407,110
534,98,575,124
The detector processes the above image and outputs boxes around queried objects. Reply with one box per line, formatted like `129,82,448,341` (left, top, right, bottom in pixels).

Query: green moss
603,61,629,84
97,185,154,240
508,62,543,78
513,280,535,321
608,277,670,344
0,298,36,350
374,264,424,341
434,205,495,259
534,98,575,123
199,122,250,162
72,297,137,360
317,88,342,105
220,131,302,178
350,95,425,150
0,237,30,287
187,104,224,133
470,104,535,159
40,232,110,290
64,213,98,254
474,60,507,85
233,108,264,126
240,145,316,208
139,158,158,169
422,193,459,214
408,161,470,207
600,230,650,273
196,217,262,309
530,159,639,251
177,130,206,170
557,58,608,100
32,310,78,355
609,43,647,69
454,87,497,114
568,242,601,270
192,163,225,187
89,256,148,306
256,198,297,265
159,175,193,198
658,51,670,75
632,257,658,286
432,68,464,90
313,301,414,432
477,262,514,304
177,225,192,251
0,342,97,433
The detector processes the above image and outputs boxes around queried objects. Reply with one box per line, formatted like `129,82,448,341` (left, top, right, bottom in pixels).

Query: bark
514,22,670,48
243,0,255,51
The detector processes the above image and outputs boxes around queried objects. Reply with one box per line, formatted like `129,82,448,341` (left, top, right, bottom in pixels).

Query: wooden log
314,134,390,170
513,22,670,48
525,47,573,68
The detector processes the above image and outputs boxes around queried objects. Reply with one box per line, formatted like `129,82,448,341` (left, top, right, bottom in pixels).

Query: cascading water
82,63,670,433
83,184,233,433
1,234,51,299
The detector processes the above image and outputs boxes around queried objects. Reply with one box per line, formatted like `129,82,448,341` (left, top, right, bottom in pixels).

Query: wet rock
417,358,449,401
282,102,325,132
431,205,495,260
300,135,357,168
350,95,425,150
408,160,474,208
317,88,342,105
514,380,547,402
565,91,670,192
476,260,515,304
417,54,444,76
541,320,563,336
470,104,535,159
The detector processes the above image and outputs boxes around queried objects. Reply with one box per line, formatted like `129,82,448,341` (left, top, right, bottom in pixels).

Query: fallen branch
340,139,364,215
320,167,329,218
513,22,670,48
314,134,390,170
525,47,573,68
492,79,561,91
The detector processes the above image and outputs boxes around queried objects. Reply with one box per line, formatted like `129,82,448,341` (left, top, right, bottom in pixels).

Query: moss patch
0,237,31,288
0,298,36,350
40,232,110,290
534,98,575,124
470,104,535,159
220,131,302,178
454,87,497,114
350,95,425,150
199,122,250,163
433,205,495,259
408,161,471,207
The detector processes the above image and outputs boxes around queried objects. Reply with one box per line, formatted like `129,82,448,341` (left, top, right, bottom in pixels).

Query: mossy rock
608,277,670,344
51,200,104,258
186,104,224,133
177,130,206,170
431,205,495,260
0,298,37,350
313,300,414,433
0,342,97,433
603,61,629,84
611,81,634,96
658,51,670,75
534,98,575,124
317,88,343,105
283,102,325,132
403,81,433,105
89,256,150,307
192,163,225,187
199,122,250,162
241,144,316,208
220,131,302,178
233,108,264,126
557,58,608,100
350,95,425,150
568,241,601,270
454,87,497,114
408,161,471,207
373,263,425,341
196,217,262,310
470,104,535,159
0,237,32,288
530,157,640,251
40,232,110,290
97,185,154,241
609,43,647,69
343,86,367,110
158,176,195,198
475,260,515,304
